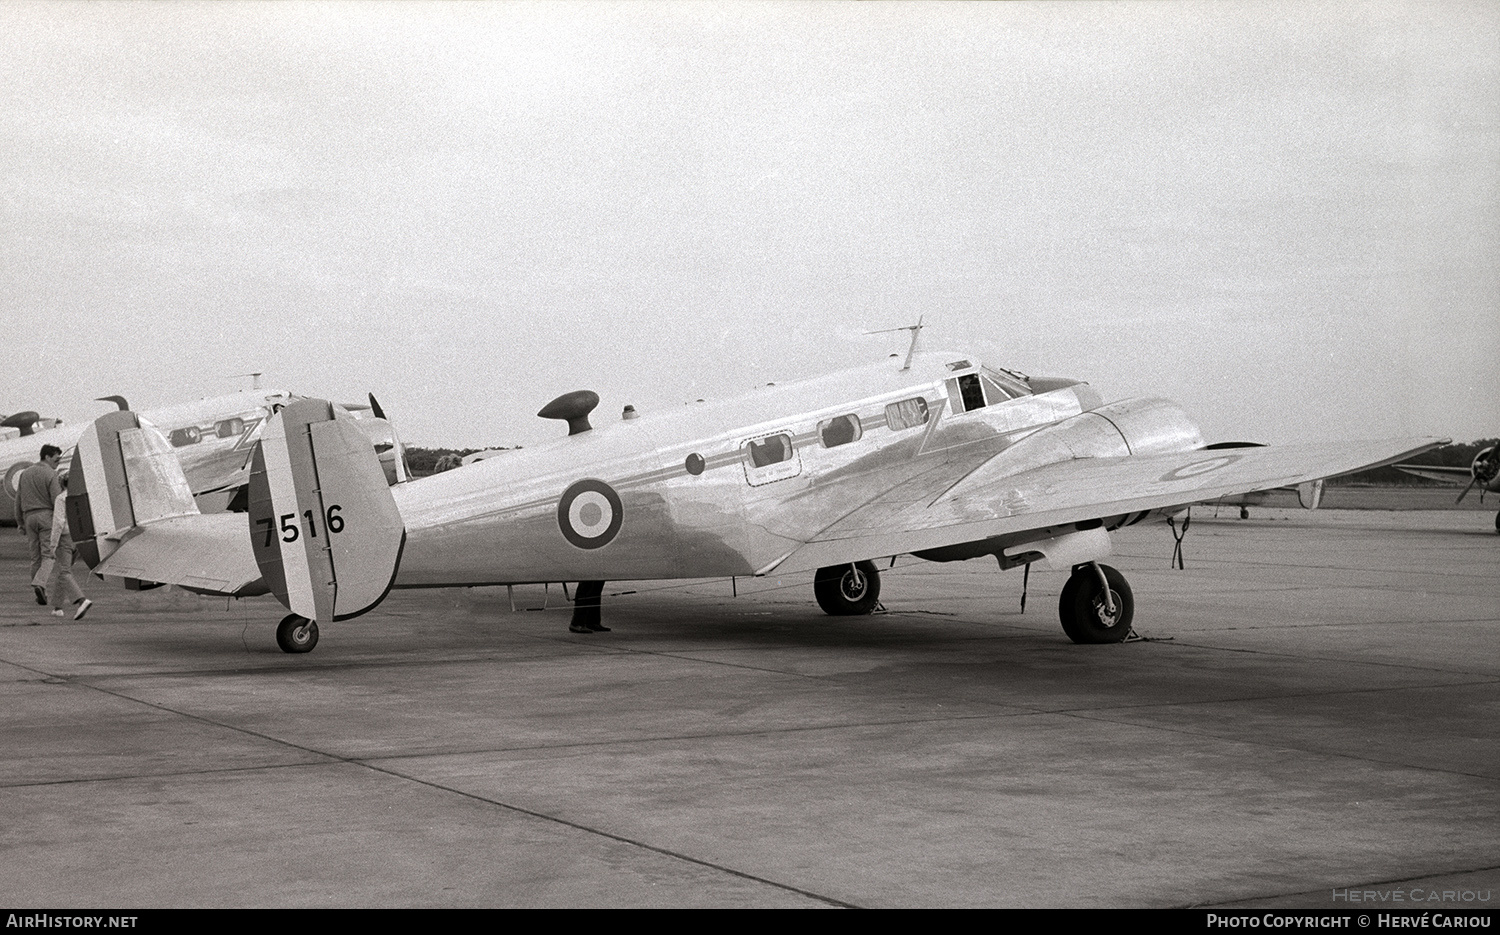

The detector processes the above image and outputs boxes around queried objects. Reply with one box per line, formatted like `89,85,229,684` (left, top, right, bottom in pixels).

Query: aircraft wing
93,512,264,596
776,437,1444,572
1392,464,1469,485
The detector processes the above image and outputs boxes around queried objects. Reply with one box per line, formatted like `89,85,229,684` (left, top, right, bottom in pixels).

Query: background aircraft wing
1392,464,1469,484
93,512,264,596
776,437,1444,572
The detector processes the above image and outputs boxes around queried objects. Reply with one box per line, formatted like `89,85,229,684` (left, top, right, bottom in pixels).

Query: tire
276,614,319,653
813,561,881,615
1058,563,1134,644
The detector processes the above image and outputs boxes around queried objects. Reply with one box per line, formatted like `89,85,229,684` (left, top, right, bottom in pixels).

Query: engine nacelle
1473,446,1499,490
1087,397,1207,455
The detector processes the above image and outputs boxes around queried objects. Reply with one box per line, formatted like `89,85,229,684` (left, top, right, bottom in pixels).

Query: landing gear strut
1058,562,1134,644
814,561,881,615
276,614,318,654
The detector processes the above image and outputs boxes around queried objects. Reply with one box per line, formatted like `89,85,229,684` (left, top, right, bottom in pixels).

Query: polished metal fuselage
389,353,1206,587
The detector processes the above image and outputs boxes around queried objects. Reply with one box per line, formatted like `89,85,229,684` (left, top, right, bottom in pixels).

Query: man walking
14,444,64,605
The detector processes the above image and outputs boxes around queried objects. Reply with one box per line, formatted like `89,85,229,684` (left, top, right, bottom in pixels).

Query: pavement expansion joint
356,760,862,909
1161,637,1500,676
1059,708,1500,783
0,759,337,790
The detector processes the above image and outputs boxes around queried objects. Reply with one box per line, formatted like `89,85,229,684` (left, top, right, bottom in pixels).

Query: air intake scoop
538,390,600,436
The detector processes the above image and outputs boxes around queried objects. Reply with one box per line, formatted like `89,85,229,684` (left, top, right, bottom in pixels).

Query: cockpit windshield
981,365,1032,399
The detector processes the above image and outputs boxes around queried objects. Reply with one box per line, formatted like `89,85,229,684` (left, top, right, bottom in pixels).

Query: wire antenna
865,315,925,371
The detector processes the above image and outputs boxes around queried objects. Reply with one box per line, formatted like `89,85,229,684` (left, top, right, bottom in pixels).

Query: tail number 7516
258,505,345,546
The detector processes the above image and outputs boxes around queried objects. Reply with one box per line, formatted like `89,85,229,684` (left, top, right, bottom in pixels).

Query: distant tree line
1330,438,1498,486
403,446,518,477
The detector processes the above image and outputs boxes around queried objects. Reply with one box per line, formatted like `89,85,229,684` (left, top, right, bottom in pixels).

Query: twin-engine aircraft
2,391,403,524
64,351,1440,653
1394,444,1500,533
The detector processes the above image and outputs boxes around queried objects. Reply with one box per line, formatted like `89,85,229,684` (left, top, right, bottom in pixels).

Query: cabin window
885,397,929,431
819,414,862,448
169,427,202,447
746,434,793,468
215,418,244,439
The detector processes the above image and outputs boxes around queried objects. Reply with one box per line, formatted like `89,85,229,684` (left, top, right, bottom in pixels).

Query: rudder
248,399,405,623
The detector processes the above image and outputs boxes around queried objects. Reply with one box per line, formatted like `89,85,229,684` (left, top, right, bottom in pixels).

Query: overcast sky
2,1,1496,447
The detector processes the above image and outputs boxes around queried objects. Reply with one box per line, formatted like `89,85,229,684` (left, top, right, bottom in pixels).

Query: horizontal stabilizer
93,512,265,596
69,411,199,569
249,399,405,622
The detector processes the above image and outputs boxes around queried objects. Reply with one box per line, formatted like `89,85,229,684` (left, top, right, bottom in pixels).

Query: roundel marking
1160,454,1243,483
4,461,32,498
685,453,705,476
557,479,623,549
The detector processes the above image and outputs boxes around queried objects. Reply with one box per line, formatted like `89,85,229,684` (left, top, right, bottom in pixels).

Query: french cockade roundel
1159,454,1244,482
557,479,623,549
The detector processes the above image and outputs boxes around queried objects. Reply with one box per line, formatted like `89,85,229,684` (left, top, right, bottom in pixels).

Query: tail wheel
276,614,319,654
813,561,881,615
1058,563,1134,644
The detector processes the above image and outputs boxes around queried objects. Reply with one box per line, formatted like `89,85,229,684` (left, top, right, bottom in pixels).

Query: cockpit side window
947,374,987,413
819,414,862,448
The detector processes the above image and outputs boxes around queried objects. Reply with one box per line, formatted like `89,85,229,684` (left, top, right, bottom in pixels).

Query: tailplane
68,411,199,569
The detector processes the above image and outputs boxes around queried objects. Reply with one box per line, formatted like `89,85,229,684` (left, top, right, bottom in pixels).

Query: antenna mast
865,315,925,371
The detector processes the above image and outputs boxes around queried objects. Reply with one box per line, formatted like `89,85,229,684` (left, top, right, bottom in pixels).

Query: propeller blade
1456,476,1477,505
367,394,386,420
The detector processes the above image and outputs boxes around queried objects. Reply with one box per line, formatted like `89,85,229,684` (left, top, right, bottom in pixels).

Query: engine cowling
1473,446,1499,490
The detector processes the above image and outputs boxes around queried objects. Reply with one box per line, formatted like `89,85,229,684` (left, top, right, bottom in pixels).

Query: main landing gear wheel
1058,563,1134,644
813,561,881,616
276,614,319,654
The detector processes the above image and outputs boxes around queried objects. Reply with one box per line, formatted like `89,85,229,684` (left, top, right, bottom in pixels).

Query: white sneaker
73,599,93,621
51,609,64,617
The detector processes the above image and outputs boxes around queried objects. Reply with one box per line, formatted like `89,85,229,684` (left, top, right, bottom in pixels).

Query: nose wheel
1058,563,1134,644
276,614,319,654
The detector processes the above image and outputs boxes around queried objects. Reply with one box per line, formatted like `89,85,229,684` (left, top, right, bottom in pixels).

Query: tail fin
69,411,199,568
248,399,405,623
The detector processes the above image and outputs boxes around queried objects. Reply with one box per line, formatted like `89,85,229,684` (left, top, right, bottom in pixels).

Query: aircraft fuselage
388,353,1206,587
